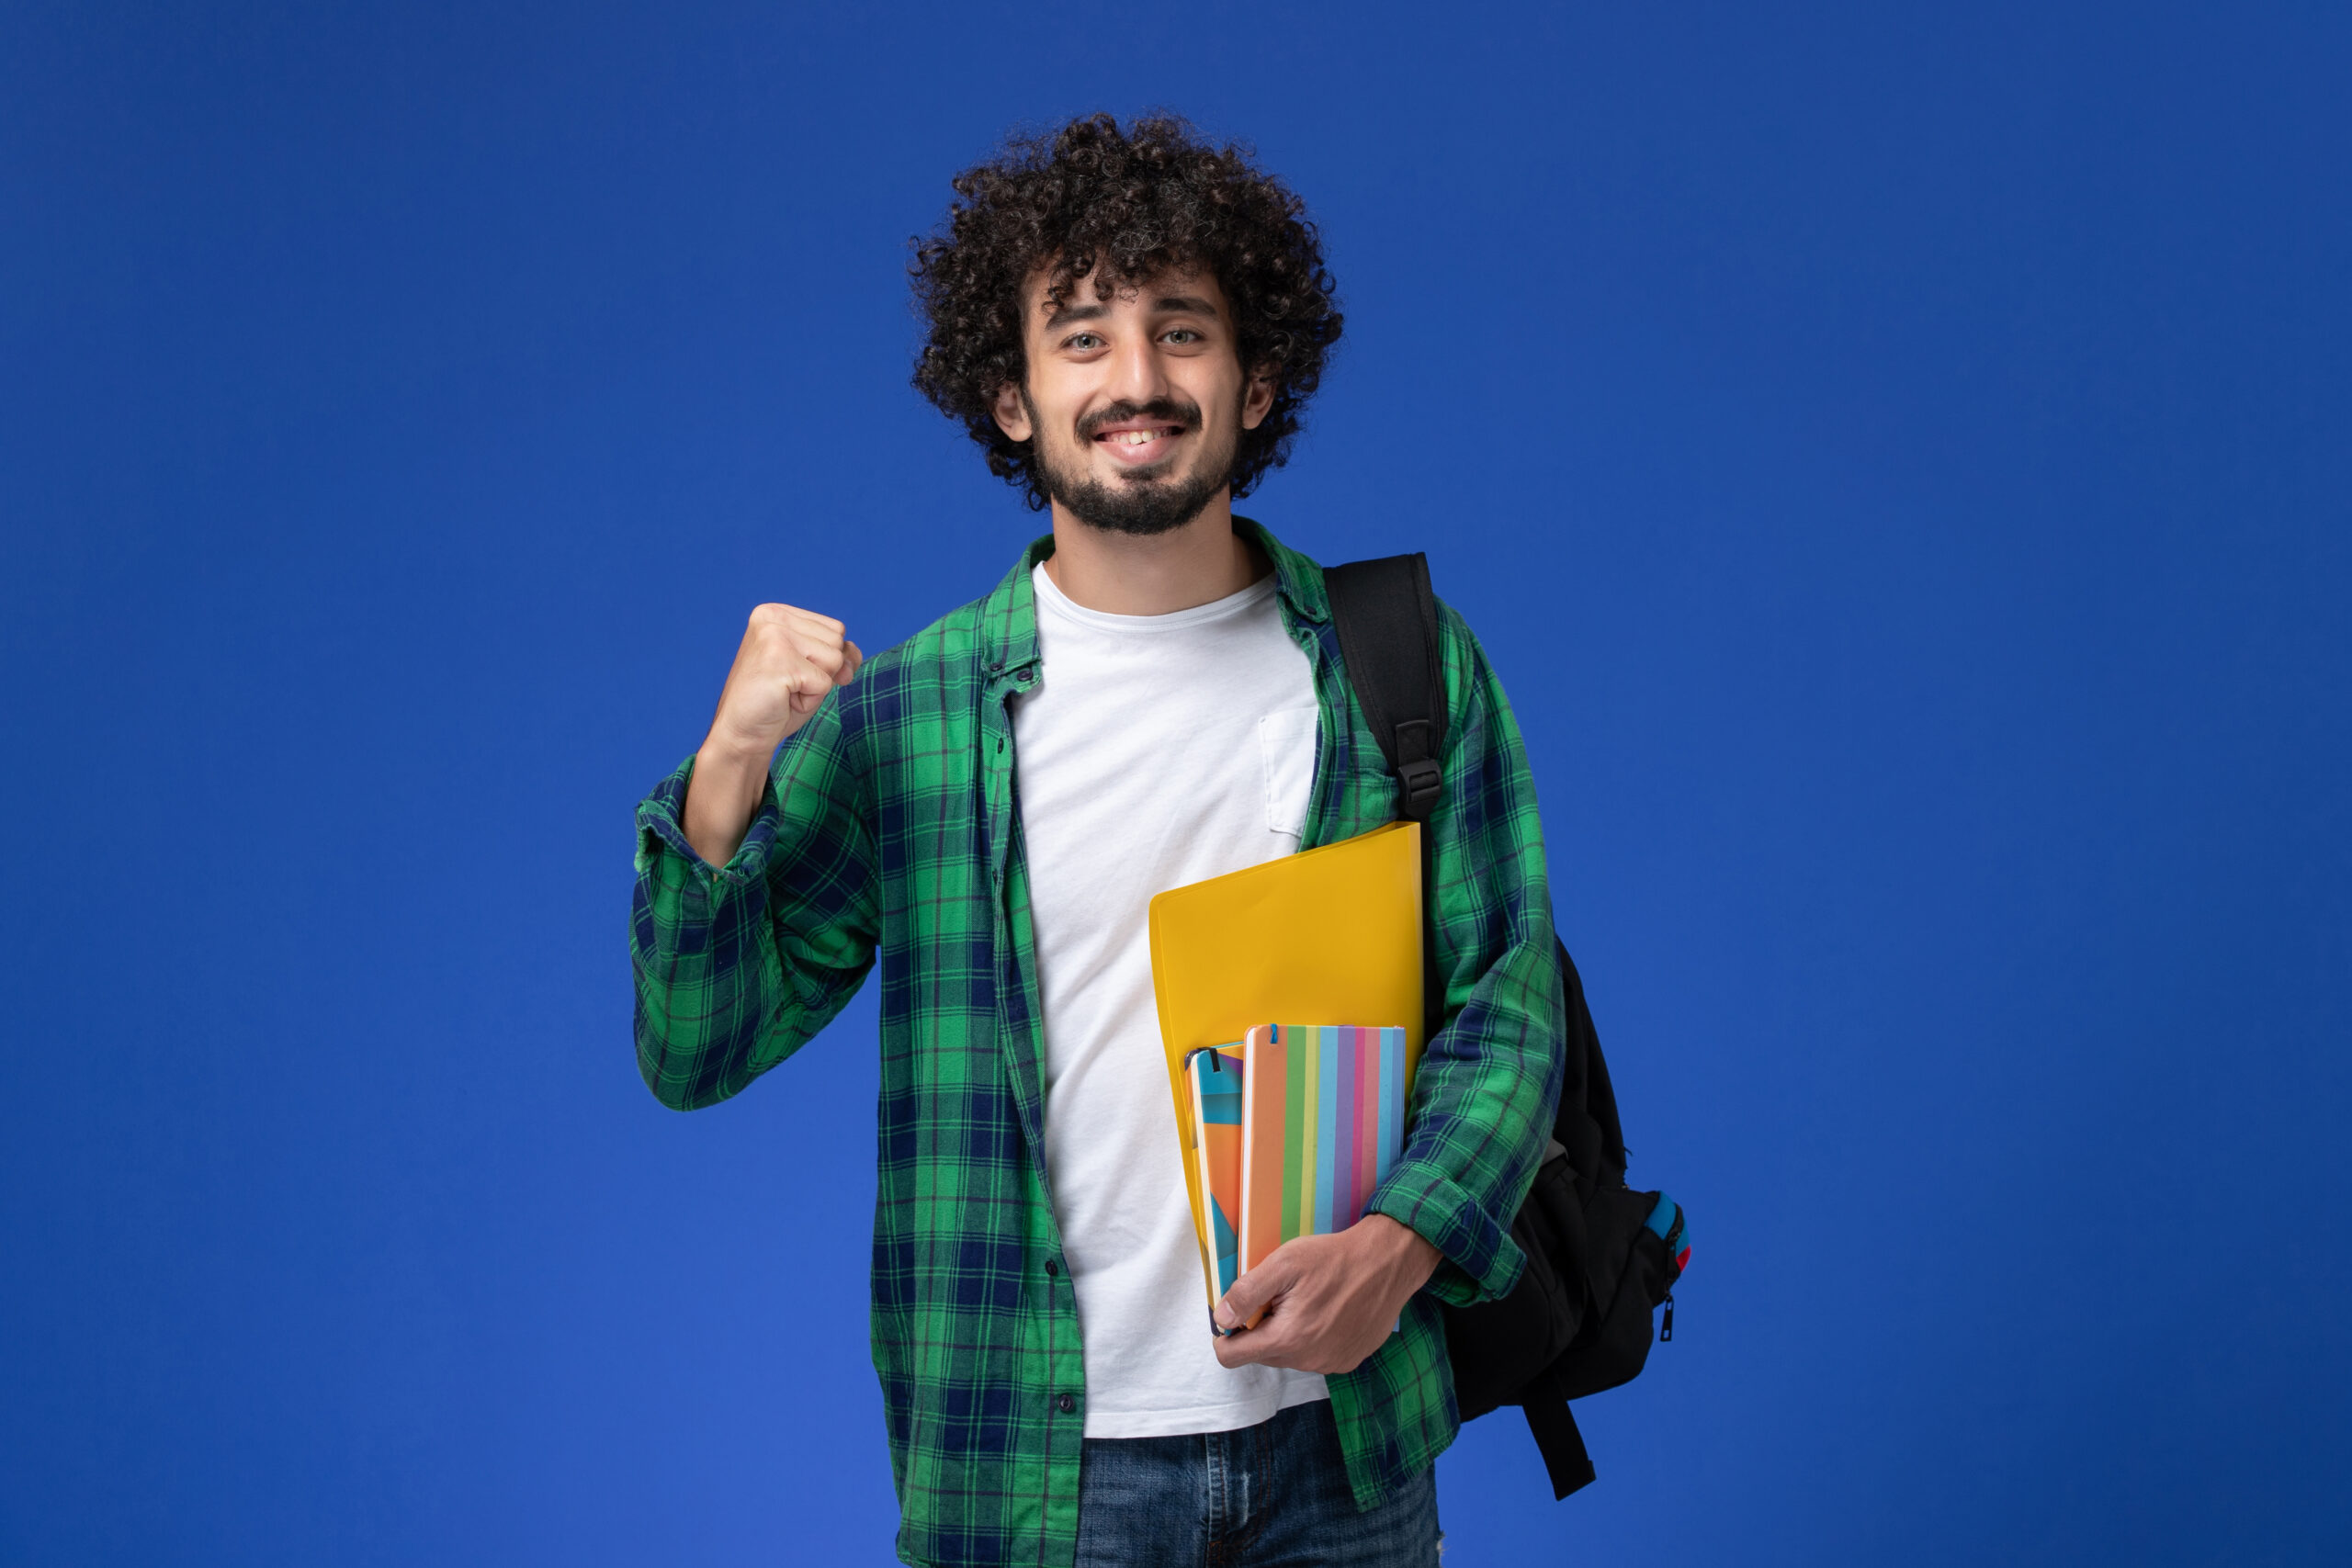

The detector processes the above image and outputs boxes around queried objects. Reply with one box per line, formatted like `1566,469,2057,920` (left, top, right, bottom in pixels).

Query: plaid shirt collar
978,516,1334,694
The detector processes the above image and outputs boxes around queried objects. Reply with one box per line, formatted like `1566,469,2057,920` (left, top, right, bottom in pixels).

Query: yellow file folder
1147,821,1426,1282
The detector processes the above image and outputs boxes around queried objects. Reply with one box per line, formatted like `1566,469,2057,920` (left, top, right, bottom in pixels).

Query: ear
1240,365,1279,431
991,380,1033,443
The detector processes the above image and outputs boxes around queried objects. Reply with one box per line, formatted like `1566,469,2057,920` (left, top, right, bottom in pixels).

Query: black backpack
1325,552,1690,1501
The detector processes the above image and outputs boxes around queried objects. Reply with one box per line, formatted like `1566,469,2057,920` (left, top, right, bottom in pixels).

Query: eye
1065,332,1103,352
1163,328,1202,344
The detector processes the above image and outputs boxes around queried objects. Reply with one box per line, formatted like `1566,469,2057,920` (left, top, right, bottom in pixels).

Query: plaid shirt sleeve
630,692,881,1110
1363,600,1566,1307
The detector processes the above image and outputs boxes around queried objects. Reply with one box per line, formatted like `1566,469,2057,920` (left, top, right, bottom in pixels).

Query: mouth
1089,421,1190,469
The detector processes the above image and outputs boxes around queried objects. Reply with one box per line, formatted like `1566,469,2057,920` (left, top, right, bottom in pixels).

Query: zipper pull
1659,1294,1675,1343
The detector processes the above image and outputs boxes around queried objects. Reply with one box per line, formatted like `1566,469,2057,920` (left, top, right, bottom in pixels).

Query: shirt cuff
1368,1163,1527,1309
634,753,784,892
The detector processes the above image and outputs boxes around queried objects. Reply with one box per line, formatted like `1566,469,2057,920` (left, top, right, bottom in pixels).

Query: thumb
834,639,865,685
1215,1257,1289,1334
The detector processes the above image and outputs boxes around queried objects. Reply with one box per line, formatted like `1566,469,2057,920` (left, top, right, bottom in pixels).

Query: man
631,114,1564,1568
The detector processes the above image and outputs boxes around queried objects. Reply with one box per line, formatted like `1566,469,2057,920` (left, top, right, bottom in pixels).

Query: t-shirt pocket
1257,705,1320,839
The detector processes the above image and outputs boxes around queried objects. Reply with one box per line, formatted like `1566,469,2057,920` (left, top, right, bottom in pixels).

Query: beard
1023,389,1239,537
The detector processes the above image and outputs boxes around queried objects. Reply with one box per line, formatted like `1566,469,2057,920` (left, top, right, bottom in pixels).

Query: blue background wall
4,4,2346,1562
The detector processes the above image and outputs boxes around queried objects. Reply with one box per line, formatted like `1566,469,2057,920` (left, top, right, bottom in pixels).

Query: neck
1041,491,1272,615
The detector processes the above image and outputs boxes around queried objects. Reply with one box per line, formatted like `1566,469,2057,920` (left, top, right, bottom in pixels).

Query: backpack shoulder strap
1324,553,1446,822
1327,550,1632,1502
1325,552,1628,1196
1326,552,1448,1044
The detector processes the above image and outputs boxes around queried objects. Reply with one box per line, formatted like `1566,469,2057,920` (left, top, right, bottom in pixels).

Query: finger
1214,1309,1306,1371
791,608,845,634
1214,1258,1290,1335
782,663,838,713
798,638,850,678
1214,1332,1261,1370
749,604,847,644
1213,1303,1291,1365
783,657,839,692
753,603,842,633
788,676,839,716
805,638,863,686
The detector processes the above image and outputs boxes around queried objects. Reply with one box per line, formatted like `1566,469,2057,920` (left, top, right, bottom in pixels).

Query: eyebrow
1044,293,1224,329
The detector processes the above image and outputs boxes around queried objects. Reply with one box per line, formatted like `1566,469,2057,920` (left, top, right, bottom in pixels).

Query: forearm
1370,940,1563,1303
632,761,791,1108
683,735,774,868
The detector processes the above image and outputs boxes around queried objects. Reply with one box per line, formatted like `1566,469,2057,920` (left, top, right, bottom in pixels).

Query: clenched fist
683,604,863,866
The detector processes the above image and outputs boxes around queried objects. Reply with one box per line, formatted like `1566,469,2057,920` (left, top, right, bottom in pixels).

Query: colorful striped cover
1237,1024,1411,1277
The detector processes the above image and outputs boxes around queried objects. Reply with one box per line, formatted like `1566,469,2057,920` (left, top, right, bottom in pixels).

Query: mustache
1077,398,1203,439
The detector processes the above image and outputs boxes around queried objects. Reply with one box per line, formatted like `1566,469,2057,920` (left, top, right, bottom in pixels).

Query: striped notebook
1237,1023,1412,1279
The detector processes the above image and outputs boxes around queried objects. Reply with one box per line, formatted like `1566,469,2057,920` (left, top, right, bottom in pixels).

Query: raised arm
629,603,881,1110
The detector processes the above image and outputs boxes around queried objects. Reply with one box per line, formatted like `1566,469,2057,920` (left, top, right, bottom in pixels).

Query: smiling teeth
1115,430,1157,445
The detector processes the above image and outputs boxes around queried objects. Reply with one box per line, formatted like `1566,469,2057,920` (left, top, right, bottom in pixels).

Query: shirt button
1044,1258,1059,1277
1056,1393,1077,1415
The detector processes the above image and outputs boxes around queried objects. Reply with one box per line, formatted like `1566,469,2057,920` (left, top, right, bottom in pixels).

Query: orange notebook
1182,1044,1247,1310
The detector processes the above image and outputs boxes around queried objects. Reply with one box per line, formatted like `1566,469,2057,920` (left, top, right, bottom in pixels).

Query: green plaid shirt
630,522,1564,1568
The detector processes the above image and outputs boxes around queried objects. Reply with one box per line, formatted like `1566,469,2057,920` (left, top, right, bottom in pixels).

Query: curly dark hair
910,113,1343,508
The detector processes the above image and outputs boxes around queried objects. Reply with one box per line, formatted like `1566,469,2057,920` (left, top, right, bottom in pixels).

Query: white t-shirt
1014,560,1329,1438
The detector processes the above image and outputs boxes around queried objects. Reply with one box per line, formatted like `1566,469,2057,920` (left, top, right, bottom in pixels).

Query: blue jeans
1074,1398,1442,1567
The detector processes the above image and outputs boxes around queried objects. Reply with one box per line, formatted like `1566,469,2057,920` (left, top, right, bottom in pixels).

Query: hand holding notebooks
1182,1024,1413,1332
1148,820,1428,1302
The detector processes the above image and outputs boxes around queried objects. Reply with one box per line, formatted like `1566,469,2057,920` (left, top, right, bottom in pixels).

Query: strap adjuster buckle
1397,756,1443,818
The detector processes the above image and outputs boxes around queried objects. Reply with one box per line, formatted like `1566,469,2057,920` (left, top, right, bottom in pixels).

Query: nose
1105,324,1175,405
